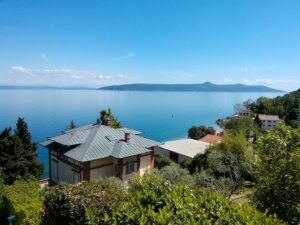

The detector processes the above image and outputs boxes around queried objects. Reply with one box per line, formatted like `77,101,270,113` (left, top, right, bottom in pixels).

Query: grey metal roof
118,128,142,135
42,124,160,162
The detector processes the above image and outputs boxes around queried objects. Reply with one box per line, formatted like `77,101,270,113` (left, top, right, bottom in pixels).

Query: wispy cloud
223,78,233,82
40,53,48,61
242,78,294,85
9,66,133,87
237,67,257,72
115,52,136,61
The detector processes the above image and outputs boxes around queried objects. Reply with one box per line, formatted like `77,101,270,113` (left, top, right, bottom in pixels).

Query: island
98,82,283,92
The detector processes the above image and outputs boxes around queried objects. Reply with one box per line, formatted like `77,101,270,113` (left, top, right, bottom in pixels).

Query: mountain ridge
98,82,283,92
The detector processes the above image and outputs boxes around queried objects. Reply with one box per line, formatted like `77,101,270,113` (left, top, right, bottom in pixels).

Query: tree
188,125,215,140
253,125,300,225
0,118,43,184
188,132,253,198
65,120,76,131
98,108,122,128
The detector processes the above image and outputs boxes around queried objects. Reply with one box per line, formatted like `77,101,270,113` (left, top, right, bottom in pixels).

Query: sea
0,89,282,178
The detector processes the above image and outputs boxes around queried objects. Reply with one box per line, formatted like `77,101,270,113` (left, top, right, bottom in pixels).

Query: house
154,139,209,163
199,134,222,144
40,120,161,185
239,108,252,117
256,114,279,129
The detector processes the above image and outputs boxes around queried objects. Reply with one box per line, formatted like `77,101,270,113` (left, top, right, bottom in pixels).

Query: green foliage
188,125,215,140
250,90,300,127
105,174,284,225
98,108,122,128
223,116,260,137
65,120,76,131
187,133,253,198
253,125,300,225
3,179,42,225
157,164,195,187
42,179,126,225
0,118,43,184
154,154,173,169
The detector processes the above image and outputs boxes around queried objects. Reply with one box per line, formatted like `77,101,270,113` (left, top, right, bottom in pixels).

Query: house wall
154,146,191,163
261,120,279,129
90,157,115,180
50,155,80,184
140,154,151,176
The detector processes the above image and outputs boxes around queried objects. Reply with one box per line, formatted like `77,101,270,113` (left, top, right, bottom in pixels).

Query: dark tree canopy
0,118,43,184
188,125,215,140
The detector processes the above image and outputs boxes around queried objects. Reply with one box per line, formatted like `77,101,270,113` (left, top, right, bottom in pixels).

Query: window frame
126,160,135,174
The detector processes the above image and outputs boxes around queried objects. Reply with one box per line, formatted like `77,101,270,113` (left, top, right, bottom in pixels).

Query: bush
42,179,126,225
154,155,173,169
105,174,284,225
157,164,195,187
3,179,42,225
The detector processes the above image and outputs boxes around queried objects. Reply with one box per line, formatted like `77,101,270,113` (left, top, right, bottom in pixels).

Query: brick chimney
125,132,131,142
102,118,112,127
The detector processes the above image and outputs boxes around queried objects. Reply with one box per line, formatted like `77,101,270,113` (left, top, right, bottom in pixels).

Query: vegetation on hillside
253,125,300,225
250,89,300,127
39,174,284,225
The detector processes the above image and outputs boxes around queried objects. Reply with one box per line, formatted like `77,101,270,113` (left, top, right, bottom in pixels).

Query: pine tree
0,118,43,184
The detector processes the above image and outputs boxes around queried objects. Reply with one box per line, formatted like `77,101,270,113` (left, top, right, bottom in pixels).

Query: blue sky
0,0,299,91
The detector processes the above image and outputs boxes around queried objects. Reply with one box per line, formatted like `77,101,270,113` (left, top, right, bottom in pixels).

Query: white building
154,139,209,163
257,114,279,129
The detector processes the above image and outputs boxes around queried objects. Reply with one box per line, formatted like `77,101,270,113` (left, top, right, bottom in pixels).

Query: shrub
154,155,173,169
3,179,42,225
42,179,126,225
106,174,284,225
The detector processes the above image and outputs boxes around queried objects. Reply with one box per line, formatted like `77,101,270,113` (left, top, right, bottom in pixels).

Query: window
73,172,80,183
126,161,135,174
52,160,58,178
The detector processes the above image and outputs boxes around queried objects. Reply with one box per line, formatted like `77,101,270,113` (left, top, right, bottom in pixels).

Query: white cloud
237,67,257,72
40,53,48,61
115,52,136,61
9,66,133,87
223,78,233,82
242,78,294,85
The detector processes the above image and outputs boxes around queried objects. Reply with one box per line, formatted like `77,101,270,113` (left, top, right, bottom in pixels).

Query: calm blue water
0,90,282,177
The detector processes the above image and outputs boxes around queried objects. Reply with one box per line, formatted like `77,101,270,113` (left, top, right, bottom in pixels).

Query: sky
0,0,299,91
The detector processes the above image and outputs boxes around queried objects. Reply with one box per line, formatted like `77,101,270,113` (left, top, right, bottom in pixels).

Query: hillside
99,82,282,92
251,88,300,127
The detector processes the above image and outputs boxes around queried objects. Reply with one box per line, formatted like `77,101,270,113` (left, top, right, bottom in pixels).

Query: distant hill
99,82,283,92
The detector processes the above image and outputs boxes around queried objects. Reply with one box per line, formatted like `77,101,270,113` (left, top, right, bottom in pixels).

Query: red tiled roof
199,134,222,144
239,108,251,113
258,114,279,121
